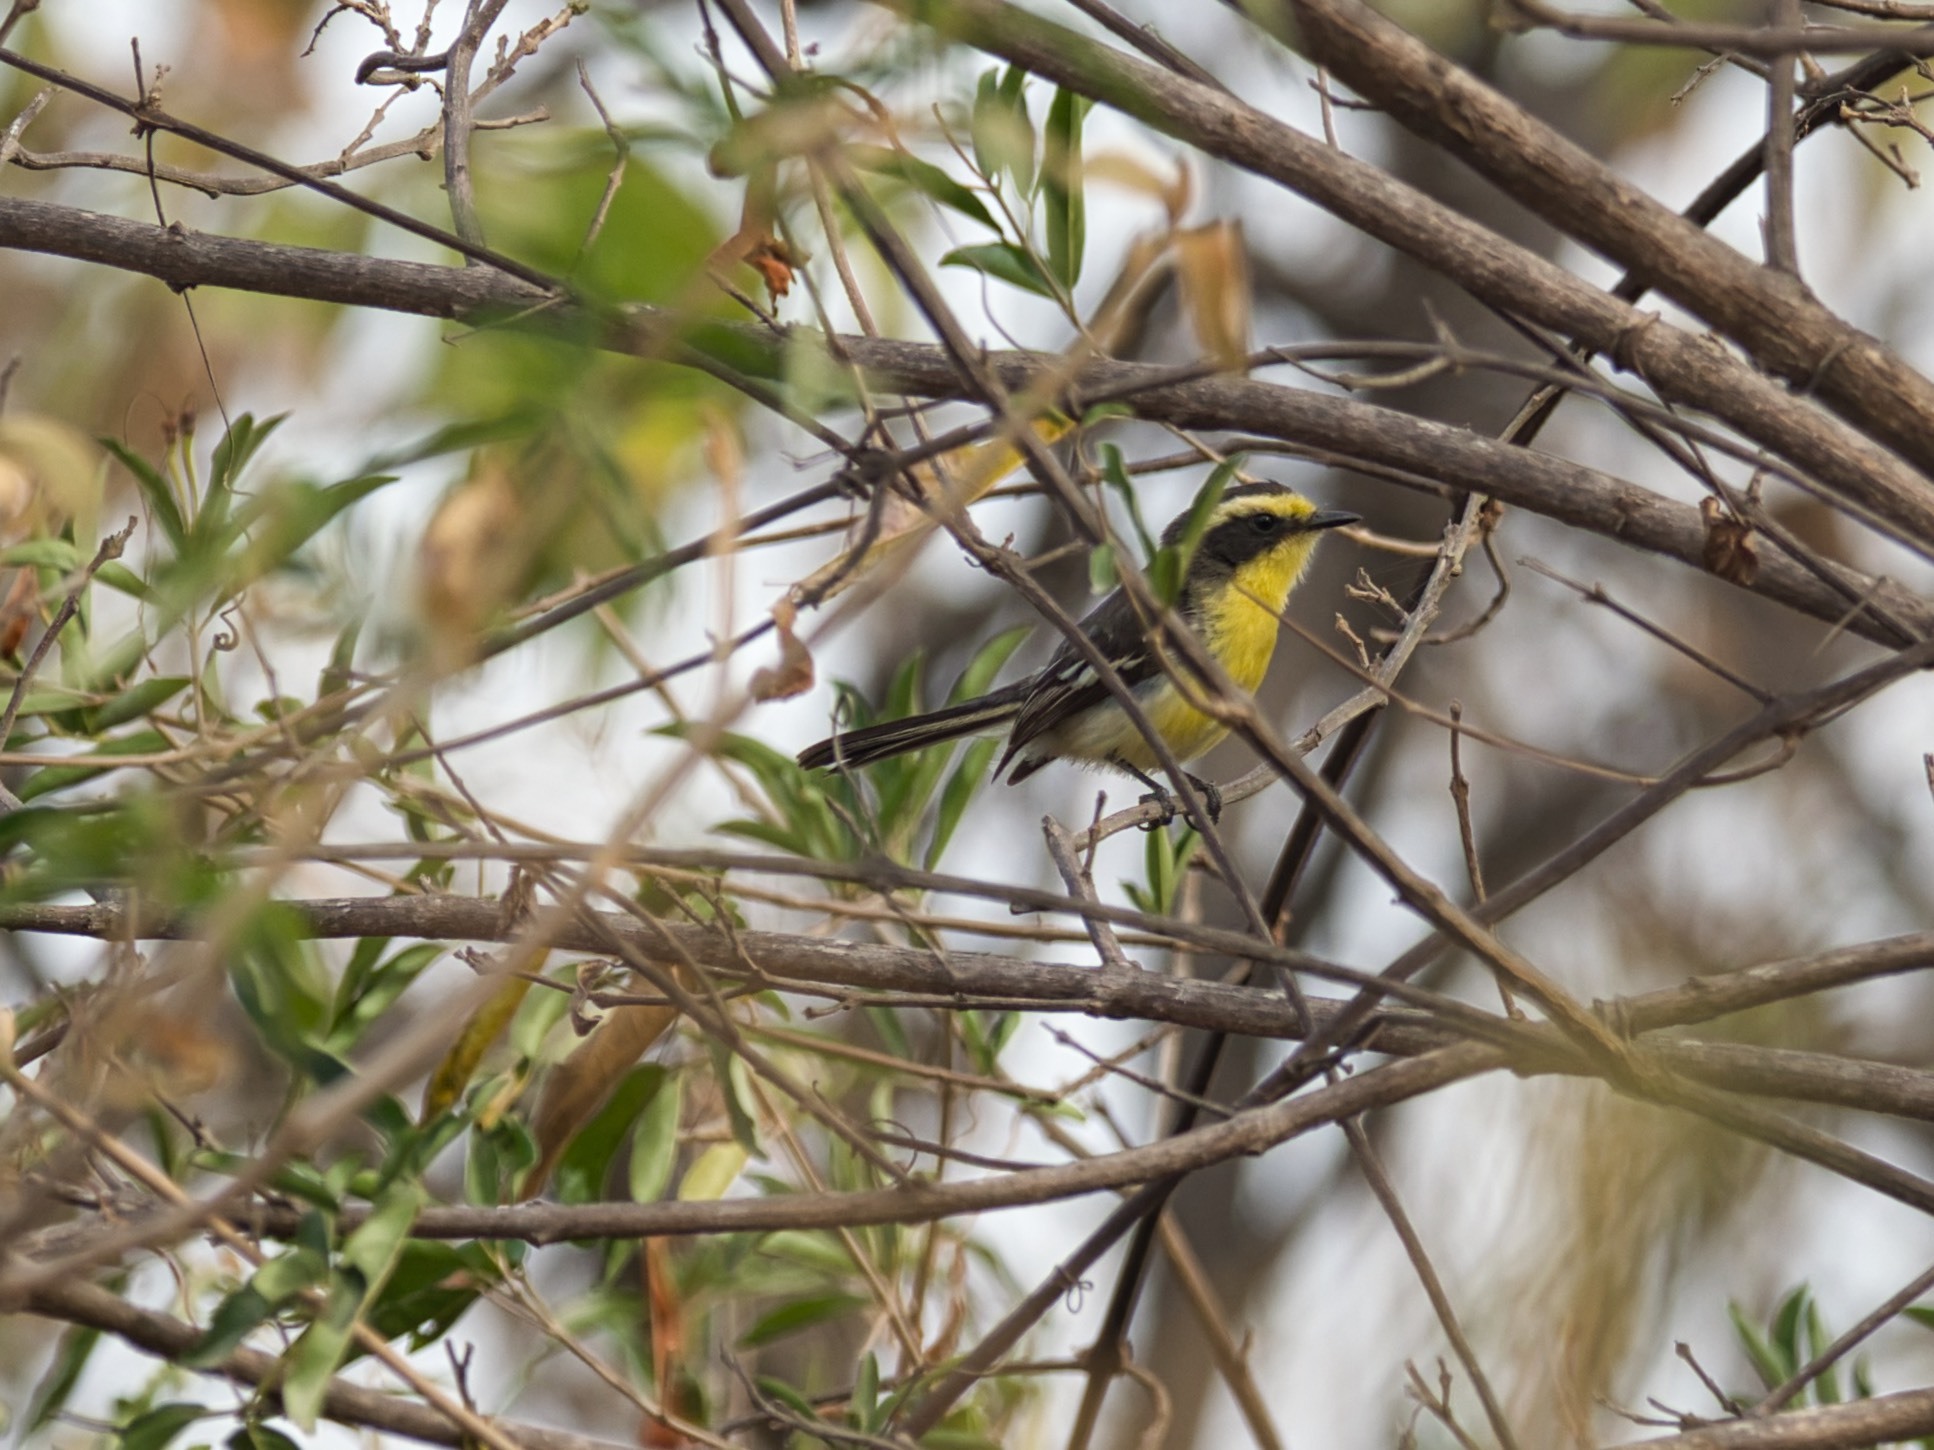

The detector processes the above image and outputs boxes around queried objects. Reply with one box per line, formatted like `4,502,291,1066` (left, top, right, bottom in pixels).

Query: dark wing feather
996,588,1161,776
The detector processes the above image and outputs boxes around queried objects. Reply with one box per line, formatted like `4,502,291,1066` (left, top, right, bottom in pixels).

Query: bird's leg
1183,772,1224,825
1110,758,1222,829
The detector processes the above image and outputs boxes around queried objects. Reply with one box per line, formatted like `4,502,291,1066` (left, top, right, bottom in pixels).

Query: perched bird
797,481,1357,818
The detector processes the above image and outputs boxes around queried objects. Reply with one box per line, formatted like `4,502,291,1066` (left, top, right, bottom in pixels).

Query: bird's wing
998,590,1160,773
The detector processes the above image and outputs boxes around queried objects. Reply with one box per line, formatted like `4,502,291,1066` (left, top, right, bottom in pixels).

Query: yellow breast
1081,538,1317,771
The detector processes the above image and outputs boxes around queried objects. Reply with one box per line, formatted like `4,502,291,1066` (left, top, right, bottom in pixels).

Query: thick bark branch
1281,0,1934,482
0,194,1923,645
5,897,1933,1121
885,0,1934,551
1620,1388,1934,1450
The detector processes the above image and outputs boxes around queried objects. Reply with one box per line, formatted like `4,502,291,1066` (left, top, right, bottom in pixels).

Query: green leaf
94,561,153,600
1042,87,1090,289
118,1402,209,1450
17,729,171,802
1088,541,1118,596
707,1040,764,1159
280,1185,423,1431
941,243,1058,299
88,675,190,731
1100,444,1159,559
104,440,185,552
972,66,1035,193
209,413,284,495
628,1069,684,1202
1771,1285,1809,1378
341,1180,426,1287
847,144,996,230
1149,459,1238,605
1804,1295,1839,1404
866,1004,913,1060
329,942,444,1047
363,1241,496,1350
185,1284,281,1369
853,1351,883,1432
236,474,396,583
24,1319,104,1433
678,1140,749,1201
228,1425,302,1450
1730,1300,1788,1390
280,1280,359,1433
253,1244,331,1305
755,1376,821,1420
554,1065,668,1204
998,65,1034,192
927,735,1001,869
971,69,1003,180
738,1291,866,1348
0,538,81,570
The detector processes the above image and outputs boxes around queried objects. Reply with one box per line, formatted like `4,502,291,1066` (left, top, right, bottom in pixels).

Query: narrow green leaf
971,68,1004,180
554,1065,667,1205
951,626,1030,703
974,66,1035,192
1804,1297,1840,1404
209,412,285,495
364,1241,496,1349
24,1319,104,1433
329,942,443,1045
1042,87,1090,288
678,1140,749,1201
847,144,996,230
104,440,185,552
118,1402,209,1450
941,243,1058,299
94,561,153,600
252,1244,330,1305
17,729,171,801
1151,460,1237,605
228,1425,302,1450
279,1280,359,1432
927,736,1000,869
998,65,1035,192
1730,1300,1787,1390
183,1286,278,1368
853,1351,883,1432
756,1376,821,1420
1088,541,1118,595
341,1181,426,1287
628,1069,684,1202
738,1292,866,1348
867,1003,913,1060
0,538,81,570
704,1038,764,1159
88,675,190,731
1100,444,1158,559
1771,1285,1809,1378
1079,400,1135,427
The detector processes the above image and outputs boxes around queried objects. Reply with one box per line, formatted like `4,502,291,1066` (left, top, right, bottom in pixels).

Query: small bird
797,482,1357,818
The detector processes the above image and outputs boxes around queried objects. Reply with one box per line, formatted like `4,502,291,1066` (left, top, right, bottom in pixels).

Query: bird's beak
1305,508,1362,531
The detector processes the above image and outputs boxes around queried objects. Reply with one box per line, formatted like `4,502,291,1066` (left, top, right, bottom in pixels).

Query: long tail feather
798,684,1029,771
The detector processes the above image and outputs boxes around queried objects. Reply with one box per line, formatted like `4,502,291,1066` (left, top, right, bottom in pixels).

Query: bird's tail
798,683,1029,772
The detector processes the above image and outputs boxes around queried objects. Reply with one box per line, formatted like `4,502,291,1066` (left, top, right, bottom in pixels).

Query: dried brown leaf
1699,496,1759,585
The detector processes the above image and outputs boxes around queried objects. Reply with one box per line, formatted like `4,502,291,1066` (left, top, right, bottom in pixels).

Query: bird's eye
1249,514,1280,535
